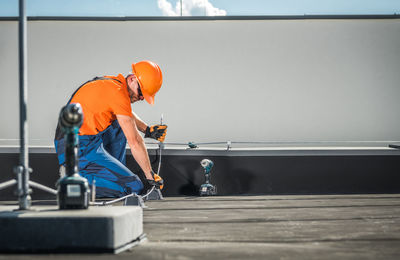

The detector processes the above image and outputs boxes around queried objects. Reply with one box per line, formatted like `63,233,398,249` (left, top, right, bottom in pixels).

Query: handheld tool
199,159,217,196
57,103,90,209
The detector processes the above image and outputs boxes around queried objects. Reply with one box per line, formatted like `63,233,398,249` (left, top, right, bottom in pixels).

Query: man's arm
116,114,153,180
132,112,147,133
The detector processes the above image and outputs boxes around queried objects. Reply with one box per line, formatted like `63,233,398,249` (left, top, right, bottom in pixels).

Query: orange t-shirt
70,74,133,135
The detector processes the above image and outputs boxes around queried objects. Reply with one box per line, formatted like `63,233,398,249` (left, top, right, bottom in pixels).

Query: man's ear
126,74,134,82
127,74,133,83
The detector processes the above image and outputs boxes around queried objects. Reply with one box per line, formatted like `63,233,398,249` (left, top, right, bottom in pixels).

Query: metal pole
18,0,31,210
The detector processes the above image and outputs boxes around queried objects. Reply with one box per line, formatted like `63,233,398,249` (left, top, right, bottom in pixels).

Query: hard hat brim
142,90,154,106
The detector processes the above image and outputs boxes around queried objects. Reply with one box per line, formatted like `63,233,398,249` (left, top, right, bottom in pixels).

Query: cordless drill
199,159,217,196
57,103,90,209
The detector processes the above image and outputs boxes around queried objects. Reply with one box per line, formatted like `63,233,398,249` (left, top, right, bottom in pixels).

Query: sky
0,0,399,17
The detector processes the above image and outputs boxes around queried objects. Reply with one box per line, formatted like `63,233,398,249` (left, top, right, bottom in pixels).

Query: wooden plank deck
1,194,400,259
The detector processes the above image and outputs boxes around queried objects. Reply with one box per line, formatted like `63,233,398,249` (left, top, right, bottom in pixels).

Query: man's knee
125,179,144,194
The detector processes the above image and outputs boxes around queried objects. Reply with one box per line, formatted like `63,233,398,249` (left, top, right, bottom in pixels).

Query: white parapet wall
0,17,399,146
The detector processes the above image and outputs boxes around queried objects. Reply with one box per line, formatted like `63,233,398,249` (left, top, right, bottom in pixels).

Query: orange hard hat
131,61,163,105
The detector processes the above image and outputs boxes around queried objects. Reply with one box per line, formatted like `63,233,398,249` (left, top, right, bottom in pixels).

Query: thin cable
156,142,162,176
142,114,164,200
90,193,135,206
147,140,400,146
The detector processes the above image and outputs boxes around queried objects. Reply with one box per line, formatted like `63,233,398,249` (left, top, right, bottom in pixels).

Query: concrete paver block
0,205,144,253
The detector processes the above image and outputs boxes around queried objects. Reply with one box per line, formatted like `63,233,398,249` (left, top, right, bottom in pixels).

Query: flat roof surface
1,194,400,259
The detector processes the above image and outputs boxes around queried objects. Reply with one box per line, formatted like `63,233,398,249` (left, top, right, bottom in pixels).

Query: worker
54,61,167,198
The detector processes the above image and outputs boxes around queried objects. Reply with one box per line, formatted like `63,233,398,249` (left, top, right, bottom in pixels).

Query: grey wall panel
0,19,399,146
0,21,19,145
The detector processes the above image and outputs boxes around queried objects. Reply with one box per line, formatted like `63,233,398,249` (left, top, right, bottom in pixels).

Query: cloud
158,0,227,16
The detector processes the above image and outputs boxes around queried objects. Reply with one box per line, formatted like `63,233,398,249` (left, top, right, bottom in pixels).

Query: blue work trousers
55,120,143,197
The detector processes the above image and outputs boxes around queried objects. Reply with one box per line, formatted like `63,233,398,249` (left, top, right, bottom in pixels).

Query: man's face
127,75,144,103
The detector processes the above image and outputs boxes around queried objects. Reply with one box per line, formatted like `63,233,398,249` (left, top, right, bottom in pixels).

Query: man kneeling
54,61,166,197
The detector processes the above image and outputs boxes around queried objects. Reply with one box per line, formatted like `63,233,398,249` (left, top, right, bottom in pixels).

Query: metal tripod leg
28,181,57,195
0,179,57,196
0,179,17,190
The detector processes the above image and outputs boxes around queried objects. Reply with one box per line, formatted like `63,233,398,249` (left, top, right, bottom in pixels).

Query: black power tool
57,103,90,209
199,159,217,196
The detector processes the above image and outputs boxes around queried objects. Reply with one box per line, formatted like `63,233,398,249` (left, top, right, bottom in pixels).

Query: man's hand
147,171,164,190
145,124,168,142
